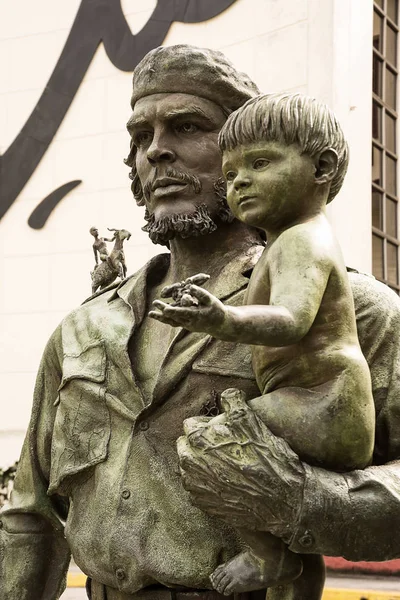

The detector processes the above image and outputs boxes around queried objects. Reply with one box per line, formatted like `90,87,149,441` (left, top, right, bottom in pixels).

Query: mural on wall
0,0,237,229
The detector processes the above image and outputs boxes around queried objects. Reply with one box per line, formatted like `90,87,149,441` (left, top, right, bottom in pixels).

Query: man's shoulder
81,281,121,305
348,268,400,312
348,269,400,360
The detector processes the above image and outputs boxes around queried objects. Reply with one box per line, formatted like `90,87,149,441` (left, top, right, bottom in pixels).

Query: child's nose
234,174,251,190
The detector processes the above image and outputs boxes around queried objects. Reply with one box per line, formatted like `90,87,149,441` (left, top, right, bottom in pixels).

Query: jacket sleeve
289,273,400,560
0,325,71,600
289,461,400,560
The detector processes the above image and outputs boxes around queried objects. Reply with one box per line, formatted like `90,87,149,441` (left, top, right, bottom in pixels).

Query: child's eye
225,171,236,182
253,158,270,170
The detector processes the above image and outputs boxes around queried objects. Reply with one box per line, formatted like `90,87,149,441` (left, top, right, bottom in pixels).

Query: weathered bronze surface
2,45,400,600
90,227,131,293
150,93,375,596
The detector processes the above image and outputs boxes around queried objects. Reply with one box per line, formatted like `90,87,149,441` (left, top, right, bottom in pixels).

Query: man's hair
219,93,350,203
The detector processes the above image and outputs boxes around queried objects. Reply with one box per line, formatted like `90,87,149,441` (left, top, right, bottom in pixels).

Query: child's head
219,93,349,204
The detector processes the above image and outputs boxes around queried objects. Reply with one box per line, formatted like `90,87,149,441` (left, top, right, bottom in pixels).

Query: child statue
149,93,375,597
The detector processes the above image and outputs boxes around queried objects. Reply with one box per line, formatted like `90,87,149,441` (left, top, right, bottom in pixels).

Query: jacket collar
111,244,263,323
108,244,263,407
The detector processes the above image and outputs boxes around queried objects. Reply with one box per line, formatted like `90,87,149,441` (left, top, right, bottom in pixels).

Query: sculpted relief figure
2,45,400,600
151,93,375,598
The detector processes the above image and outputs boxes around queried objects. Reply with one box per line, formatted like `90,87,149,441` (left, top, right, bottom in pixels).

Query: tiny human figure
150,94,375,596
89,226,114,271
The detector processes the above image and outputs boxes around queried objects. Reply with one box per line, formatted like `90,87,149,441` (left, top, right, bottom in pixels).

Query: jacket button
139,421,149,431
116,568,125,580
298,531,314,548
121,489,131,500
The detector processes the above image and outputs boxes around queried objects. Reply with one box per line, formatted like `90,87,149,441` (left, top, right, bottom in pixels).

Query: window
372,0,400,292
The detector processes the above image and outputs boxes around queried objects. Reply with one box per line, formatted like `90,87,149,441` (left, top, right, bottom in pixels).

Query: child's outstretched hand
149,283,227,336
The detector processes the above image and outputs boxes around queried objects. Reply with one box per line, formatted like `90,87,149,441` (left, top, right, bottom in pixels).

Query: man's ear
314,148,338,185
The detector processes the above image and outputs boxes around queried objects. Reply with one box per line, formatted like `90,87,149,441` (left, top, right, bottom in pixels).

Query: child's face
222,140,317,231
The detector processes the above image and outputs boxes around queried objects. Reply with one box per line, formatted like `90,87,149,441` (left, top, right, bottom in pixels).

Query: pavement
326,574,400,591
61,591,86,600
59,574,400,600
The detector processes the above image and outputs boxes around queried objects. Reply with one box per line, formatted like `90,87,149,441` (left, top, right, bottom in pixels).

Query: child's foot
210,551,268,595
210,550,302,595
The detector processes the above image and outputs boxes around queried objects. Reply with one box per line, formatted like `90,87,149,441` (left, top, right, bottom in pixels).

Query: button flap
61,342,106,386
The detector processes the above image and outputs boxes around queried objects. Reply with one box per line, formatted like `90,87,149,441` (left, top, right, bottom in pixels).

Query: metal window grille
372,0,400,292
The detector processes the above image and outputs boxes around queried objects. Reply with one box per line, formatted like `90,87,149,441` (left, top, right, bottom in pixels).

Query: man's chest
129,315,177,401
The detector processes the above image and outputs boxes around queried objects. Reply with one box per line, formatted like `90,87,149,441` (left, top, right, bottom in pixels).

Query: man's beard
142,175,235,246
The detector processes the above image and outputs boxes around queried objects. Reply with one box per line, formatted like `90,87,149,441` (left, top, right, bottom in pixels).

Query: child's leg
267,553,325,600
248,377,373,471
210,529,303,595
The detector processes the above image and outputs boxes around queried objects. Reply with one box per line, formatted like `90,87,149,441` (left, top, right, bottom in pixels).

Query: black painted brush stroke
0,0,237,227
27,180,82,229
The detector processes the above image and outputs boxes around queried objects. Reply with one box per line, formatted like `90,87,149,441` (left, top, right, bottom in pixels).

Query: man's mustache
143,168,202,200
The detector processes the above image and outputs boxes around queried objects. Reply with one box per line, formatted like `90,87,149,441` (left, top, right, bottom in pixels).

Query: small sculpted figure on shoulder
89,226,114,268
90,227,131,293
150,93,375,597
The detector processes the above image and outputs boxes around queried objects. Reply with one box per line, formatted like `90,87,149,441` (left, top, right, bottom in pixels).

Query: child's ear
314,149,338,185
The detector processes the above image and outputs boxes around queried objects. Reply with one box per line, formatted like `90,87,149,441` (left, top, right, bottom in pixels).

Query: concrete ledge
324,591,400,599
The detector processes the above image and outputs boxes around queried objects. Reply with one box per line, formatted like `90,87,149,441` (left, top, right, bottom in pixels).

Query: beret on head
131,45,260,111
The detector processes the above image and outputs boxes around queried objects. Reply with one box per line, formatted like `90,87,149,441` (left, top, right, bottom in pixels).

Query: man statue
1,45,400,600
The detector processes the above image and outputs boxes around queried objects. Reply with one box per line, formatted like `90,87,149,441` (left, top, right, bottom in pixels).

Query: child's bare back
208,215,374,597
247,215,374,471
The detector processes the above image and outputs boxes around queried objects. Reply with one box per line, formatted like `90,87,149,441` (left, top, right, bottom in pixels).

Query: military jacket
0,249,262,599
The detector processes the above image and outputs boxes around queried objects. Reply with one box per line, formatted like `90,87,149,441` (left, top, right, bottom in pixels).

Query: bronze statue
90,227,131,293
2,45,400,600
150,93,375,597
89,226,113,268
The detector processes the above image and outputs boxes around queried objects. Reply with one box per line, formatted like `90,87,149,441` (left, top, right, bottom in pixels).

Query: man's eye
134,131,152,145
178,122,198,134
253,158,270,170
225,171,236,182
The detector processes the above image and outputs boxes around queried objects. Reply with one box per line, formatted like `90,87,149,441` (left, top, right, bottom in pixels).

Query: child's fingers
148,310,180,327
185,273,210,286
162,305,199,320
152,299,169,310
160,283,181,297
188,284,214,305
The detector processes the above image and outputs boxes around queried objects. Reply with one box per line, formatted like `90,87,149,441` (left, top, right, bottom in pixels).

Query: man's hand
149,284,228,335
177,388,306,542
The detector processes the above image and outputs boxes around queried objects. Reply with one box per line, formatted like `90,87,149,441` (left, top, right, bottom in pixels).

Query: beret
131,45,260,111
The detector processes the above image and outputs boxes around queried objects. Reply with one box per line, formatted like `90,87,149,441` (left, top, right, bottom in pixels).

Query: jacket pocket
48,342,110,495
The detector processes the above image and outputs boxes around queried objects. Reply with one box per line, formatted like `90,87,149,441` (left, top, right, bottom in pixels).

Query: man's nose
146,133,176,165
234,174,251,191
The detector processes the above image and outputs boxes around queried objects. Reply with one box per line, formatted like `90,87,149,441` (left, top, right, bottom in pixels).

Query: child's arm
150,229,333,346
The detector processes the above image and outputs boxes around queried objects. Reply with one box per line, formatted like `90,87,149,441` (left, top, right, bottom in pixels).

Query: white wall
0,0,374,465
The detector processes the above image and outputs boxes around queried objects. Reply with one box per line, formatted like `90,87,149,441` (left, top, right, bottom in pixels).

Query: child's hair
218,93,349,203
